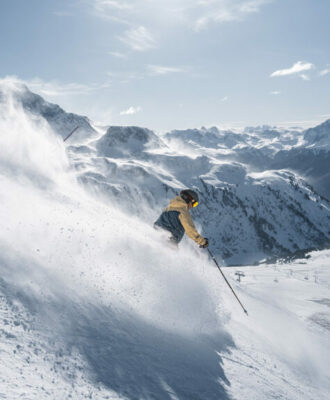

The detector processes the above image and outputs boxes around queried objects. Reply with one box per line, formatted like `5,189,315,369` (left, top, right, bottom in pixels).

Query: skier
154,189,209,247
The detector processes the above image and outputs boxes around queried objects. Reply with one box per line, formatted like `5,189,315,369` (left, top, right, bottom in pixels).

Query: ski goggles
192,200,198,208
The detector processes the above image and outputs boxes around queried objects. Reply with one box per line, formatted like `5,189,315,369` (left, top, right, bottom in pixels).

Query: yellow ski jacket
165,196,207,246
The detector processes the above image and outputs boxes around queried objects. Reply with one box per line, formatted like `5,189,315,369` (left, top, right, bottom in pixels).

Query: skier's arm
179,211,207,246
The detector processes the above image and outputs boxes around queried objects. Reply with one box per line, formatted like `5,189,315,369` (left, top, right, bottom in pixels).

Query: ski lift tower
235,271,245,282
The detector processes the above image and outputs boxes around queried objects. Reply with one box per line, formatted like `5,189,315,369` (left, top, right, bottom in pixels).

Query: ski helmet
180,189,199,206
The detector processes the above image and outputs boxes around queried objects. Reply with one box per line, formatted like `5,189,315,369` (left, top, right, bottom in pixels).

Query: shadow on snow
0,251,234,400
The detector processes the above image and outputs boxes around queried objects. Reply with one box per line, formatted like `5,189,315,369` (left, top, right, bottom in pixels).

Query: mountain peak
0,79,97,143
303,119,330,148
95,125,166,158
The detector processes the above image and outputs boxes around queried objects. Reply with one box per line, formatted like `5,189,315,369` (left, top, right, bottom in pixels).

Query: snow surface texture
0,80,330,399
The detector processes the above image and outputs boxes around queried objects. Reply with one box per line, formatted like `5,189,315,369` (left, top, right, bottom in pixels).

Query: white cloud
196,9,237,30
319,69,330,76
118,26,157,52
89,0,272,58
270,91,280,95
239,0,268,13
90,0,271,31
299,74,310,81
95,0,132,11
270,61,314,77
120,106,142,115
193,0,271,31
147,65,186,76
92,0,132,23
221,96,228,102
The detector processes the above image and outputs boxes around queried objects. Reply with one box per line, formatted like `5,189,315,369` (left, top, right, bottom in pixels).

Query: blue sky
1,0,329,131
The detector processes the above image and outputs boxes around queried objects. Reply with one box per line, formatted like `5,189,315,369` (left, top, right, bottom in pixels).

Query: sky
0,0,329,132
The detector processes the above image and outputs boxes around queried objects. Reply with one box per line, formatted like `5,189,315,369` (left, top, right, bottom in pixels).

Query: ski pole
206,248,248,315
63,126,80,142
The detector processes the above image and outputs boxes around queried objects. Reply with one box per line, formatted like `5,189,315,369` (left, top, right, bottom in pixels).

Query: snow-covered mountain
1,80,330,399
1,81,328,265
67,124,330,265
166,122,330,199
0,80,97,143
72,127,330,265
304,119,330,149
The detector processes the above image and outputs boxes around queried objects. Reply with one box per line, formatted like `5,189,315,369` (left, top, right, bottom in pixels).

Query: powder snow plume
0,80,232,399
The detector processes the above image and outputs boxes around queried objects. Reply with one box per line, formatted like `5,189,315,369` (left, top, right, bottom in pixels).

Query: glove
200,238,209,248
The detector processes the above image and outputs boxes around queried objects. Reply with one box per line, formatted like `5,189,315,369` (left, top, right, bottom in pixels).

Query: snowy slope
220,250,330,400
0,97,230,399
1,80,330,399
